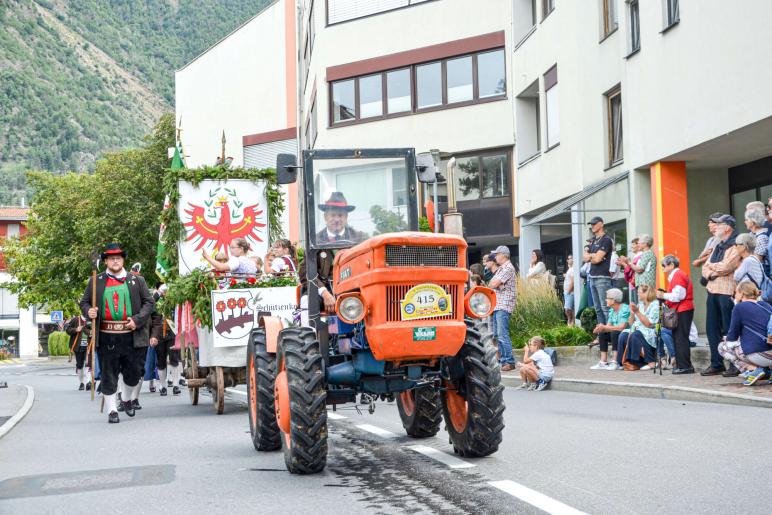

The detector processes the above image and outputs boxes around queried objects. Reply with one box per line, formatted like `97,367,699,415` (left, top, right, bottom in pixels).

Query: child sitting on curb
516,336,554,391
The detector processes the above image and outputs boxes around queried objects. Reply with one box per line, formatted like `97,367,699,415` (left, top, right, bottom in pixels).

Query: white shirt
530,349,554,376
227,256,257,275
662,268,687,303
563,266,574,293
270,256,295,273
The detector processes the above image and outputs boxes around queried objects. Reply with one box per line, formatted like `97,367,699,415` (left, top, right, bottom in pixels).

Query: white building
512,0,772,329
297,0,518,261
175,0,301,241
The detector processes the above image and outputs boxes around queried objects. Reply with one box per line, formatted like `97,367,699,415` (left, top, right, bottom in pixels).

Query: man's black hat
588,216,604,225
101,243,127,260
318,191,356,212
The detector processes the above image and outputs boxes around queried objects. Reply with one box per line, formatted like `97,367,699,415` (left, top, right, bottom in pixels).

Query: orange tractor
246,148,505,474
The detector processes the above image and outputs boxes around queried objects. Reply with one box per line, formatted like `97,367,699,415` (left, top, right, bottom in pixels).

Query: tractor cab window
309,156,414,249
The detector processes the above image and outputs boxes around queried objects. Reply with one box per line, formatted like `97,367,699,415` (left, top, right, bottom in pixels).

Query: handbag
662,303,678,330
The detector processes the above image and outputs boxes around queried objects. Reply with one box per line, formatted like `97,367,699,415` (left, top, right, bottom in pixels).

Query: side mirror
415,152,437,184
276,153,299,184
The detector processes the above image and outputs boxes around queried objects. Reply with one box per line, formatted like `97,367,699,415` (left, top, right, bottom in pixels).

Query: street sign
50,311,63,323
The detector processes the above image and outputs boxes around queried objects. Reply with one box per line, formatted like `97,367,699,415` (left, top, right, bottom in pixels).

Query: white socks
122,381,133,402
132,382,141,401
85,368,92,383
105,393,117,413
159,368,168,386
77,368,84,384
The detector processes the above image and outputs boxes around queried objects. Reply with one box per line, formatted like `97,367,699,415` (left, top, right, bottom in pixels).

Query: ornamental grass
509,275,565,348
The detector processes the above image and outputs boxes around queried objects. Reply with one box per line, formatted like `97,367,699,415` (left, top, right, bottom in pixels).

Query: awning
522,170,630,226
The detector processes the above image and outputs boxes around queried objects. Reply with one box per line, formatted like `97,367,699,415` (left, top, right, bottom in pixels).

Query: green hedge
47,331,70,356
541,325,592,347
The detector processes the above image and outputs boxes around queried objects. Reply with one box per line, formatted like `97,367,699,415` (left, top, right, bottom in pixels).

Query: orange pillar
650,161,690,287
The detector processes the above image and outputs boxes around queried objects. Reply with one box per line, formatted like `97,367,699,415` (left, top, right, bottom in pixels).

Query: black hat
588,216,604,225
100,243,127,260
717,214,736,227
318,191,356,212
709,212,725,222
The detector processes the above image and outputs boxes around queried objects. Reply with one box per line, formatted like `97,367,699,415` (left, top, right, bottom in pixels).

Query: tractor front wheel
396,386,441,438
441,326,505,457
247,329,281,451
275,327,328,474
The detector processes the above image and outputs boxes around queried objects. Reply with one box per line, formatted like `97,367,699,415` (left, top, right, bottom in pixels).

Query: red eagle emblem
184,197,266,254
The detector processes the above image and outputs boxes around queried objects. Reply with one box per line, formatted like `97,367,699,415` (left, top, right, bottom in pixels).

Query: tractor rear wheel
247,329,281,451
396,386,441,437
275,327,327,474
441,325,504,457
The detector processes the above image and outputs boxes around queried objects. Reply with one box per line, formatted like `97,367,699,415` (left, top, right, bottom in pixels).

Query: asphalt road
1,360,770,515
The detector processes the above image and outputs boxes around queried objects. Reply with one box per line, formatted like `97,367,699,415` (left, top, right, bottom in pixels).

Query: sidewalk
502,363,772,408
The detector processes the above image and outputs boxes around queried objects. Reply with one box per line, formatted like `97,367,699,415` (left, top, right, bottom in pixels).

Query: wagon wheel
213,366,225,415
187,346,199,406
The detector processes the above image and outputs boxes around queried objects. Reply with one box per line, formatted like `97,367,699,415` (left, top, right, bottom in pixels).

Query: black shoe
78,383,85,391
96,383,101,394
117,401,125,412
700,366,725,376
132,399,141,410
108,411,120,424
149,385,156,393
172,386,180,395
672,367,695,375
160,387,167,396
123,401,135,417
86,382,91,391
167,380,173,387
178,378,187,387
722,365,740,377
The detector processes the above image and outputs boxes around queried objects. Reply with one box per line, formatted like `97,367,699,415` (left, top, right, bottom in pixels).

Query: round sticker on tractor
400,284,452,321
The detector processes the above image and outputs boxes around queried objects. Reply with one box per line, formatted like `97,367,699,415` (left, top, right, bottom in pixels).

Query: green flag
155,146,184,280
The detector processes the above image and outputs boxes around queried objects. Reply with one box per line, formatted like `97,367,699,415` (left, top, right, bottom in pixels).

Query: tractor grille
385,245,458,267
386,284,459,322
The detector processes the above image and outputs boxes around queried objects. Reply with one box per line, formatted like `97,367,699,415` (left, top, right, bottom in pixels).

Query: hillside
0,0,269,202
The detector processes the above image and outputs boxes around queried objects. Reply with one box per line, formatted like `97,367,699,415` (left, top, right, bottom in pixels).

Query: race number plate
400,284,452,321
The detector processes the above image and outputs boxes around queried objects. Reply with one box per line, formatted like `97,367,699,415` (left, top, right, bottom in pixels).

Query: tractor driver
315,191,366,244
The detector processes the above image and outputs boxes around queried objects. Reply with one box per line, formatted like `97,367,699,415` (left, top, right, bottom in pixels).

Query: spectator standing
527,250,547,280
484,252,498,281
733,233,765,288
744,208,769,269
718,282,772,386
627,234,657,288
701,215,741,376
489,246,517,371
591,288,630,370
563,254,575,326
692,213,723,268
657,255,695,374
618,285,661,370
622,238,641,304
470,263,485,282
583,217,614,327
516,336,554,391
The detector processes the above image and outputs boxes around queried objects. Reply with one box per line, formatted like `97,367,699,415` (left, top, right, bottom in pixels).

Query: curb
501,376,772,409
0,385,35,439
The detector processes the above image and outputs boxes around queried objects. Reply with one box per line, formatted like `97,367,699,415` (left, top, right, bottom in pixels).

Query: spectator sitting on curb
591,288,630,370
516,336,554,391
692,212,723,268
718,282,772,386
617,284,660,371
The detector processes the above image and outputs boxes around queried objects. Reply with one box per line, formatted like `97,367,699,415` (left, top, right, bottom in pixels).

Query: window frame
601,0,618,39
325,0,438,26
542,0,555,21
628,0,641,55
664,0,679,29
328,48,507,128
543,64,559,150
605,86,624,167
451,150,512,202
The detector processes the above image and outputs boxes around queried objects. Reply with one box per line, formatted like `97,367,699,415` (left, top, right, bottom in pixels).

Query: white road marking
355,424,397,438
0,385,35,440
407,445,475,469
327,412,347,420
489,480,588,515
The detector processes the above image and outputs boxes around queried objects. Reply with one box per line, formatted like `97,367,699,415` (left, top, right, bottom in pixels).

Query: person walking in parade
65,314,92,390
80,243,155,423
152,284,182,396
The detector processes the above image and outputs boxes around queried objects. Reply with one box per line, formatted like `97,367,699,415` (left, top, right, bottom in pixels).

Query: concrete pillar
518,216,541,274
571,204,584,315
650,161,690,288
18,306,38,358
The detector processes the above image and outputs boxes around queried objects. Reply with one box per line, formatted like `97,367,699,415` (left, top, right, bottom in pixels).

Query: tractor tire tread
248,329,281,452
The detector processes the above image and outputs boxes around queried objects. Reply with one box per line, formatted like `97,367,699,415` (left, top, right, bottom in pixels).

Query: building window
446,56,473,104
327,0,433,25
329,47,506,126
664,0,679,27
359,74,383,118
544,65,559,149
514,0,538,45
386,68,411,113
542,0,555,20
331,79,355,123
628,0,640,53
606,86,623,165
453,151,510,201
392,167,408,206
416,62,443,109
601,0,618,37
305,100,317,149
515,80,540,164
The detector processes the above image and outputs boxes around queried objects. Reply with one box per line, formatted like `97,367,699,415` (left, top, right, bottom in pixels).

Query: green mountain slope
0,0,268,200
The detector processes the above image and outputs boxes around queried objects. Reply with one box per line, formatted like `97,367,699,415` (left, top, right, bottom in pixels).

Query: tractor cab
245,148,504,475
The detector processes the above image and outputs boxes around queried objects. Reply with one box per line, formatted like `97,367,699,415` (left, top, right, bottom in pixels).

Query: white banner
178,179,269,275
210,287,297,348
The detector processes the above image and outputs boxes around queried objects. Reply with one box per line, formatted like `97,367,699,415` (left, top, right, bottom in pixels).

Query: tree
369,205,406,235
2,114,174,315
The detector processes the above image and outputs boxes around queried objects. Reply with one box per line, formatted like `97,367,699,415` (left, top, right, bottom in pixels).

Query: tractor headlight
464,287,495,318
337,295,365,324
